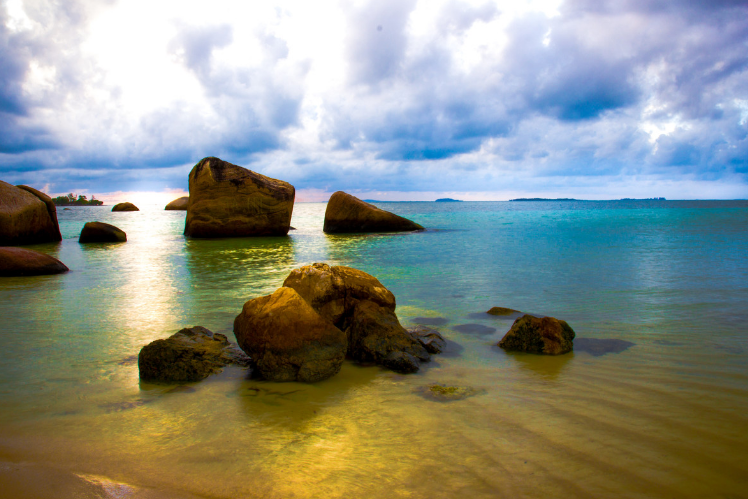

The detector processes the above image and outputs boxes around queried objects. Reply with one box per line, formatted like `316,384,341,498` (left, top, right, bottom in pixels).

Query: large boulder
184,157,295,238
138,326,250,382
0,247,68,276
323,191,424,233
233,287,347,382
112,202,139,212
0,181,62,245
498,315,575,355
79,221,127,243
282,262,395,325
165,196,189,210
347,301,429,373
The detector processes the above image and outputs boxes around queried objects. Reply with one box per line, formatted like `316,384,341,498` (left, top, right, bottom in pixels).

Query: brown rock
79,221,127,243
346,300,429,371
165,196,189,210
498,315,575,355
184,157,295,238
487,306,519,316
0,181,62,245
138,326,250,382
406,325,446,354
282,263,395,324
323,191,423,233
112,202,139,212
0,247,69,276
233,287,347,382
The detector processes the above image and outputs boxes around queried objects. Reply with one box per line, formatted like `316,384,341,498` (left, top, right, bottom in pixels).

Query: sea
0,200,747,498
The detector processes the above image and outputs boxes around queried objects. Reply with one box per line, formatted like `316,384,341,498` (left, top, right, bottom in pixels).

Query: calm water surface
1,200,747,498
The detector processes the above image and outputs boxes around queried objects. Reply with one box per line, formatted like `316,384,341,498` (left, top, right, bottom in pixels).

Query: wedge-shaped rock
165,196,189,210
282,262,395,324
233,287,347,382
79,221,127,243
347,301,429,373
138,326,249,382
498,315,575,355
112,202,139,212
323,191,423,233
406,325,446,354
185,157,295,238
0,181,62,245
0,247,68,276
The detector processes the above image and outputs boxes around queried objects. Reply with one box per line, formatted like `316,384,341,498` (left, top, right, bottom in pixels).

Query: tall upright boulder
184,157,295,238
323,191,423,233
0,181,62,245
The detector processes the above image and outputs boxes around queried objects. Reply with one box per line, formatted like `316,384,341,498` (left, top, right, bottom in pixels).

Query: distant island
435,198,462,202
509,198,578,201
52,193,104,206
620,197,666,200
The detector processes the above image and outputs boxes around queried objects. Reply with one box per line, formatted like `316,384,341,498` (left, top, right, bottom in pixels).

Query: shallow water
1,200,747,498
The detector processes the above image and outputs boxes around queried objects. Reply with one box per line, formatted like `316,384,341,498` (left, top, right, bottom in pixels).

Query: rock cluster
79,222,127,243
0,247,69,276
234,263,443,381
323,191,423,233
165,197,189,210
112,202,139,212
498,314,575,355
184,157,294,238
138,326,250,382
0,181,62,245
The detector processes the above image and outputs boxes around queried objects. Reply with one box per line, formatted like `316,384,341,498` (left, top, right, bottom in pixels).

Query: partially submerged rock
0,247,69,276
323,191,423,233
184,156,295,238
233,287,347,382
0,181,62,245
487,306,519,316
112,202,139,212
418,384,481,402
165,196,189,210
498,314,575,355
406,325,446,354
79,221,127,243
138,326,249,382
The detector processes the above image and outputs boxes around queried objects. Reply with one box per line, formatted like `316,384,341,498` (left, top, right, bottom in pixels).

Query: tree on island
51,193,104,206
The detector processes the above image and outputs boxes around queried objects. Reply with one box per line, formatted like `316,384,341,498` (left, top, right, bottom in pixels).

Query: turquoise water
1,201,747,498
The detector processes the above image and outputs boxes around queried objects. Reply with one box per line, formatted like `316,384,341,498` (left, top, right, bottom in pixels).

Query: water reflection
502,349,574,379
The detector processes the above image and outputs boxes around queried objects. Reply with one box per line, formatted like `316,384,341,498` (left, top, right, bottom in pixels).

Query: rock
406,325,446,354
184,156,295,238
382,351,421,374
233,287,347,382
138,326,249,382
323,191,423,233
79,221,127,243
417,384,481,402
165,196,189,210
487,306,519,316
498,314,575,355
282,262,395,325
0,247,68,276
112,202,139,212
346,300,429,368
574,338,634,356
0,181,62,245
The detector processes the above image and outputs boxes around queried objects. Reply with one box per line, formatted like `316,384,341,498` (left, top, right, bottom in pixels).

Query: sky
1,0,747,204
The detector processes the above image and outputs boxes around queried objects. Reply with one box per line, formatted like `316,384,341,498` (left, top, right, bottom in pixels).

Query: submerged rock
498,315,575,355
233,287,347,382
79,221,127,243
112,202,139,212
417,384,481,402
406,325,446,354
487,306,519,316
0,247,68,276
0,181,62,245
184,156,295,238
165,196,189,210
574,338,634,356
323,191,423,233
138,326,249,382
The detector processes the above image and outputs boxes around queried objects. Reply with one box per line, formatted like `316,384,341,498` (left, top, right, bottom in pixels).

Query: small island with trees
51,193,104,206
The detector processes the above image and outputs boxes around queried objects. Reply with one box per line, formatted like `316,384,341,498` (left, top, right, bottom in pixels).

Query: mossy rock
417,384,481,402
487,306,519,316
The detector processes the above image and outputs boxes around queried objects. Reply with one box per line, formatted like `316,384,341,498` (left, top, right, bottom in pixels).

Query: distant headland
509,198,578,201
52,193,104,206
435,198,463,202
